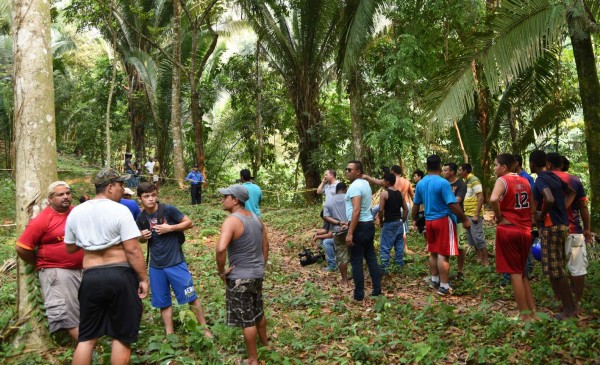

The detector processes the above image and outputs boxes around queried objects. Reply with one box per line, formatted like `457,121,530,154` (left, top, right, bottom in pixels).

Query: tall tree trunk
171,0,185,189
473,61,491,200
292,80,321,202
567,3,600,232
127,73,146,165
12,0,55,351
454,119,468,163
348,69,364,161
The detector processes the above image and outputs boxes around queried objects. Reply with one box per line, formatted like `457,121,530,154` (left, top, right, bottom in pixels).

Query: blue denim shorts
149,261,198,308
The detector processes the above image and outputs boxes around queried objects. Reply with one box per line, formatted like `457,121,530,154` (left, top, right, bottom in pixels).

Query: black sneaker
452,272,464,281
437,286,453,296
427,278,440,289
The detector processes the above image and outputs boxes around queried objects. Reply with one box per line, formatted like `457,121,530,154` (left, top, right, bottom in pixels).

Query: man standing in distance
316,169,339,270
345,160,382,301
241,169,263,218
185,165,205,205
547,153,591,305
529,150,577,319
65,169,148,365
442,162,467,280
459,163,488,266
136,182,213,338
413,155,470,296
16,181,83,341
316,169,339,205
216,185,269,365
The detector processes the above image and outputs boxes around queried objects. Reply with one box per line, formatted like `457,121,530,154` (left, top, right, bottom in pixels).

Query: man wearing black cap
240,169,263,218
185,165,205,205
65,168,148,364
216,184,269,365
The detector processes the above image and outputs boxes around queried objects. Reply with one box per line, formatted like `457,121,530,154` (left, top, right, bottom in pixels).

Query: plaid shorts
540,225,569,279
226,278,264,328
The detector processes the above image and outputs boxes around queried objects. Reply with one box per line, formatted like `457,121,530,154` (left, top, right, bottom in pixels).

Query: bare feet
204,328,214,339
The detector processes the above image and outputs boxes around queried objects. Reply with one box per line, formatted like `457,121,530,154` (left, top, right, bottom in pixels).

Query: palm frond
424,0,566,124
125,48,158,93
337,0,385,75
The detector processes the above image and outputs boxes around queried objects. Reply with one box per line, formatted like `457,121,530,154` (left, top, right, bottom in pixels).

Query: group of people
312,152,590,321
16,168,268,365
124,152,160,189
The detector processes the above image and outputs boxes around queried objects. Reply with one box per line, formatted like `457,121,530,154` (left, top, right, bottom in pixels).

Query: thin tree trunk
453,119,468,163
254,38,263,178
12,0,55,351
567,3,600,232
473,61,491,200
348,69,363,161
105,0,117,168
171,0,185,189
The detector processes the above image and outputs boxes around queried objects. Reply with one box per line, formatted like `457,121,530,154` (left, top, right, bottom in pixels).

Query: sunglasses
345,168,353,172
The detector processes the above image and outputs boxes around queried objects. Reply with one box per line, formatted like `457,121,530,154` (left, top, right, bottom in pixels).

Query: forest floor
0,165,598,364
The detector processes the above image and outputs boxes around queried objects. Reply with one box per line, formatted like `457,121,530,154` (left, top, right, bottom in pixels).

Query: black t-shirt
450,179,467,211
136,204,186,268
533,171,569,226
383,188,404,223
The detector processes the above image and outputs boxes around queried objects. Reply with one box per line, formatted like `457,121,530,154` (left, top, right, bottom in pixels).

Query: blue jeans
322,238,336,270
350,221,381,300
380,220,405,272
371,205,380,220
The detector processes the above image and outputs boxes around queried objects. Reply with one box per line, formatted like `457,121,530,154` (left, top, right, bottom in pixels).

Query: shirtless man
65,168,148,365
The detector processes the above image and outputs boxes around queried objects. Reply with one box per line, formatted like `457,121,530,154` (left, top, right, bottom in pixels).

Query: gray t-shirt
65,199,141,251
323,194,347,232
450,179,467,211
227,212,265,280
321,180,339,205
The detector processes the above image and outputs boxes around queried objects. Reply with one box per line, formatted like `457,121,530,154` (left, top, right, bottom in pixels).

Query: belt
385,218,403,223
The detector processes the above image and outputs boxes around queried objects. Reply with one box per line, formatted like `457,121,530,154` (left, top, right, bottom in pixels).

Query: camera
298,248,325,267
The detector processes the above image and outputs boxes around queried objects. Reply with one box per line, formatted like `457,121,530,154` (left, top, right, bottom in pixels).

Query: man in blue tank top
217,184,270,365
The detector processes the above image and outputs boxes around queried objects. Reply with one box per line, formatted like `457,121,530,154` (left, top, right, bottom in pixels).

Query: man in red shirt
490,154,537,320
16,181,83,340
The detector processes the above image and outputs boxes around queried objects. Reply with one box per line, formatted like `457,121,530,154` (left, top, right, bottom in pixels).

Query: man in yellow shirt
459,163,488,266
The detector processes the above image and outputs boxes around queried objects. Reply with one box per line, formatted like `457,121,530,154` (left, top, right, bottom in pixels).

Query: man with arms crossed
216,185,269,365
377,173,409,274
547,153,591,306
16,181,83,341
412,155,470,296
345,160,382,301
529,150,577,319
65,169,148,365
136,182,212,337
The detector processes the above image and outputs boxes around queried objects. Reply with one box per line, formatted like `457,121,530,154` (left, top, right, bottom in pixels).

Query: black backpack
137,203,185,265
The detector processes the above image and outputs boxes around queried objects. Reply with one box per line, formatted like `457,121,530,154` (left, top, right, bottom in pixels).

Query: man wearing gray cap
216,185,269,365
16,181,83,341
65,168,148,365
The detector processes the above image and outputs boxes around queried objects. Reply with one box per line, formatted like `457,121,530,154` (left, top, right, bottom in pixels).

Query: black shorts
78,264,143,344
226,278,264,328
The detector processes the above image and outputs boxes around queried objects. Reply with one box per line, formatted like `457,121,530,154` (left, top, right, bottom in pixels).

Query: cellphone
140,220,151,230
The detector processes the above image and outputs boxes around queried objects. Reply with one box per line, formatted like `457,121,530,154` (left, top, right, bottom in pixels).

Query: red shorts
426,217,458,256
495,224,532,274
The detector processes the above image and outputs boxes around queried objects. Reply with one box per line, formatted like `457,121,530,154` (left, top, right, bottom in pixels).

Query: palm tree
239,1,342,198
423,0,600,230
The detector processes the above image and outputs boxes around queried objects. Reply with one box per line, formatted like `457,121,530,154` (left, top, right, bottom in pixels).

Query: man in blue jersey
185,165,205,205
412,155,470,296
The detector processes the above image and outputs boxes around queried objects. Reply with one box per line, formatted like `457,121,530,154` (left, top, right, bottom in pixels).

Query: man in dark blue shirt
136,182,212,337
185,165,205,205
530,150,577,320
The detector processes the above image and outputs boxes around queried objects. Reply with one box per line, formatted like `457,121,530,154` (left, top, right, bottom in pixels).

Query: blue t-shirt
345,179,373,222
136,204,186,268
533,171,569,226
243,182,263,218
518,169,535,188
413,174,457,221
119,198,141,220
185,171,204,185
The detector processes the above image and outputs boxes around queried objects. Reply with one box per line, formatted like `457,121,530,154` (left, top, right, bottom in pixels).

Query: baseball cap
47,181,70,197
123,188,135,195
218,185,249,203
95,168,131,185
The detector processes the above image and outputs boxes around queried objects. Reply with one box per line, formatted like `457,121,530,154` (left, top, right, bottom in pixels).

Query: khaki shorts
39,268,82,332
566,234,588,276
333,231,350,266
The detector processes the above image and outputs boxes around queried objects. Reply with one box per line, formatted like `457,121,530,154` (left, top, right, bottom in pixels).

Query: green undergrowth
0,177,598,363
